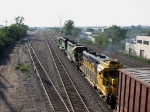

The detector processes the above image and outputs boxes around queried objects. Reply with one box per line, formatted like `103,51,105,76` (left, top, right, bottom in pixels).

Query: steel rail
26,38,70,112
44,33,75,112
45,32,90,112
25,40,55,112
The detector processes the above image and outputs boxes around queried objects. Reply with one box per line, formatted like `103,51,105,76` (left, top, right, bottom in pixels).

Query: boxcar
117,68,150,112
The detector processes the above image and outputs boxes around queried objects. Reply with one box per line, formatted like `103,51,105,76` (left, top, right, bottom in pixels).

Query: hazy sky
0,0,150,27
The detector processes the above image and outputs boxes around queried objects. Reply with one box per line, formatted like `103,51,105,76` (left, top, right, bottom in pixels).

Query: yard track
26,30,112,112
26,39,69,112
26,30,91,112
45,30,111,112
44,32,90,112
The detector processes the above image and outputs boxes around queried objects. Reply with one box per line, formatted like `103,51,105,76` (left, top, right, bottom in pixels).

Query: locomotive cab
58,37,69,52
72,46,87,62
97,68,112,96
97,60,123,96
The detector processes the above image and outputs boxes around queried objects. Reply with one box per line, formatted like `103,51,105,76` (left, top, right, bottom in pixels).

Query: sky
0,0,150,27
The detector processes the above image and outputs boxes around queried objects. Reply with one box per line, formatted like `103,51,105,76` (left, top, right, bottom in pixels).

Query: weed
117,52,150,64
16,63,30,77
15,65,20,69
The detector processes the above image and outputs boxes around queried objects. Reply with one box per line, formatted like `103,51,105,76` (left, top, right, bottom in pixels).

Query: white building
79,30,96,43
136,36,150,59
125,43,137,55
125,36,150,59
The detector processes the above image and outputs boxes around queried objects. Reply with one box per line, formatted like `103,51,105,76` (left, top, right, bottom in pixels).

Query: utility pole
58,15,63,32
5,19,8,26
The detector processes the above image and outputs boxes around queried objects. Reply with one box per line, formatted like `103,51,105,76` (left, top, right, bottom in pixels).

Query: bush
20,64,28,72
15,65,20,69
16,63,30,76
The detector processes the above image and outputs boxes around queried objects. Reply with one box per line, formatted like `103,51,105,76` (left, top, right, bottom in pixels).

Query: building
79,31,88,40
0,25,3,28
125,36,150,59
136,36,150,58
125,37,136,55
79,29,96,43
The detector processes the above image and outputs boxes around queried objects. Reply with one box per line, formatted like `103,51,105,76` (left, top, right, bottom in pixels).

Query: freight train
58,36,123,109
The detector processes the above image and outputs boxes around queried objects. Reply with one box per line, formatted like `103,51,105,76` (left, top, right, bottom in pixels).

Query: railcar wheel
106,94,110,105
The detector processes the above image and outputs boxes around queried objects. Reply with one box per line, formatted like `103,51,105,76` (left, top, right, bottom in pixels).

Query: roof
83,50,112,63
58,37,69,41
119,68,150,87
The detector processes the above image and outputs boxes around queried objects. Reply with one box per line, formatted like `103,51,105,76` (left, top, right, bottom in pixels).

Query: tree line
60,20,150,51
0,16,28,56
62,20,81,37
61,20,127,50
95,25,150,50
95,25,127,50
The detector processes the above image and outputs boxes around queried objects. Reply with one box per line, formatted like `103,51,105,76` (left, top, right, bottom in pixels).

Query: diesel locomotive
58,37,87,68
58,37,123,109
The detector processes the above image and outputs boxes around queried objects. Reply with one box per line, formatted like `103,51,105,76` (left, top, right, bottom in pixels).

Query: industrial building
126,36,150,59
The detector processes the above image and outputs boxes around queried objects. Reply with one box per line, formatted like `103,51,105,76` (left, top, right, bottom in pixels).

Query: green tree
0,16,28,56
125,25,149,37
7,24,18,40
0,26,9,37
147,30,150,36
7,24,27,41
13,16,28,41
15,16,25,25
106,25,127,50
95,33,108,47
62,20,74,35
71,27,81,37
108,25,127,44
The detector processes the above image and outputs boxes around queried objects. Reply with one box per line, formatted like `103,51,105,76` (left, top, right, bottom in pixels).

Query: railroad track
45,30,114,112
26,30,90,112
44,32,90,112
26,30,112,112
26,39,70,112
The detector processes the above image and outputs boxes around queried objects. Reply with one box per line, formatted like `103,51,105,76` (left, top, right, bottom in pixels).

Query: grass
115,51,150,64
124,53,150,64
16,63,30,77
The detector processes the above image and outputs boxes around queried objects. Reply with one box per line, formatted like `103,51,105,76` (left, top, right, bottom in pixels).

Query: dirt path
0,34,48,112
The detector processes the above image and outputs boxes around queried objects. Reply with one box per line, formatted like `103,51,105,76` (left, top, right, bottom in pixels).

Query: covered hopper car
117,68,150,112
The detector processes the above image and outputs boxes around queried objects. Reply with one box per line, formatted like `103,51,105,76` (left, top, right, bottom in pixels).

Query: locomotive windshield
109,68,117,78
